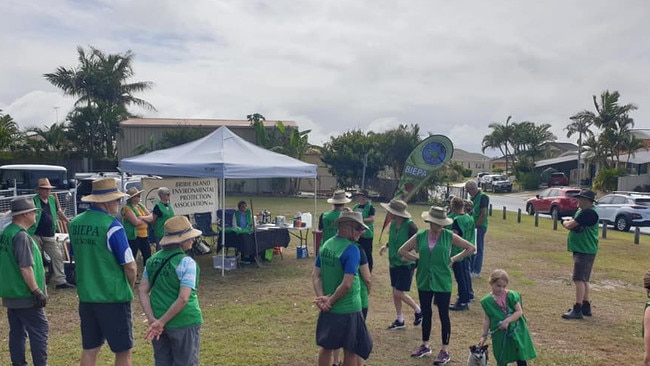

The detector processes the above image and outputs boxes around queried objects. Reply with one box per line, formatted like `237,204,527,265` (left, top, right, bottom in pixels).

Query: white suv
597,192,650,231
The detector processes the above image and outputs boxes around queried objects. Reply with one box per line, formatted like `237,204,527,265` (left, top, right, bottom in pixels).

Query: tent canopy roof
120,126,317,179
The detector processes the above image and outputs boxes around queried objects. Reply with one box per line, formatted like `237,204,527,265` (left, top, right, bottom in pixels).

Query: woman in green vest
398,206,475,365
152,187,175,249
122,187,154,275
138,216,204,366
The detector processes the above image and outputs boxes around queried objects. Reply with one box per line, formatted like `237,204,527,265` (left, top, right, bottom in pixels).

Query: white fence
0,188,77,219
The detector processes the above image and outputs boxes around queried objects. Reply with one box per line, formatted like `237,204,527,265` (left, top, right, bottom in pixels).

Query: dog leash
489,315,519,365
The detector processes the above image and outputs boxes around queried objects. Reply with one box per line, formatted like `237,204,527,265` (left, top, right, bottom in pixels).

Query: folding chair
193,212,219,250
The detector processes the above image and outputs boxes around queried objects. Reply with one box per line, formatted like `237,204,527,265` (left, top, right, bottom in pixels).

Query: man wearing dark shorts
561,189,599,320
69,178,136,366
313,211,373,366
378,199,422,329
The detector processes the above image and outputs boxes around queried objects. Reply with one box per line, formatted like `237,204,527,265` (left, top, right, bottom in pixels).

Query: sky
1,1,649,156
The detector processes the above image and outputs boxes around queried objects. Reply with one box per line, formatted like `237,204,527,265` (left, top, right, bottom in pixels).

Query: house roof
452,148,490,161
545,141,578,151
120,118,296,127
632,129,650,140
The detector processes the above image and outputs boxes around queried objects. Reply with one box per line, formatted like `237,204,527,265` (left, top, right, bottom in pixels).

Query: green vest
123,202,147,240
147,249,203,329
388,218,415,268
567,207,599,254
353,203,374,238
448,212,475,259
0,224,45,299
321,210,342,244
29,194,58,236
70,210,134,302
234,209,253,234
472,191,489,228
154,201,175,239
415,229,453,292
319,236,361,314
356,243,369,309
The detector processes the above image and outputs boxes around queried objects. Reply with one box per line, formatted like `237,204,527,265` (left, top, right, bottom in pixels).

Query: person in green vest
448,196,476,311
30,177,74,289
398,206,475,365
561,189,599,320
122,187,154,282
353,190,375,272
477,269,537,366
231,200,258,262
152,187,175,250
641,270,650,366
318,190,352,245
138,216,204,366
465,180,489,279
69,178,136,366
0,196,49,366
378,199,422,330
312,211,372,366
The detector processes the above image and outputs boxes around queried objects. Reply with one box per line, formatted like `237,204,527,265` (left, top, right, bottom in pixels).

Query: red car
526,187,581,218
547,172,569,186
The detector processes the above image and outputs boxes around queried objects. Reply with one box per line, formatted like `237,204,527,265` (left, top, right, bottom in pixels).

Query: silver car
597,192,650,231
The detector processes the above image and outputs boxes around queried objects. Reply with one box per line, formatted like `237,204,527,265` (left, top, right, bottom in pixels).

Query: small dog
467,344,488,366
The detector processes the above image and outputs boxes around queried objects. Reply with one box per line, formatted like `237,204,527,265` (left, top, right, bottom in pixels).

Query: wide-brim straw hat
37,178,56,189
421,206,453,226
160,216,202,246
4,196,40,217
353,189,369,198
126,187,143,200
380,199,411,218
333,211,369,230
327,189,351,204
81,178,128,203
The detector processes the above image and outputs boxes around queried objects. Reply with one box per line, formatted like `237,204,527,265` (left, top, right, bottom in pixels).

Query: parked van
0,164,71,195
75,172,157,213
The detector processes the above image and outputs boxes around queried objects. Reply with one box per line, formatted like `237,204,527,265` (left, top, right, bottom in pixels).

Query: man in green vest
138,216,204,365
0,196,49,366
152,187,175,250
561,189,599,320
29,177,74,289
353,190,375,272
318,190,352,245
465,180,489,279
378,199,422,329
69,178,136,366
313,211,373,366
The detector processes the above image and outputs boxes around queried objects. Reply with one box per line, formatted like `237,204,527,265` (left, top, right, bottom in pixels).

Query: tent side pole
221,176,226,277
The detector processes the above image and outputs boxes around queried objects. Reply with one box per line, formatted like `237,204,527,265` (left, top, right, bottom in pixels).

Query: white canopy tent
120,126,318,275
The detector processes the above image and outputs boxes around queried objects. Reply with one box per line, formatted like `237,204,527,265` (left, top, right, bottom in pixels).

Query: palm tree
516,122,556,165
567,111,595,182
25,122,73,154
44,46,155,159
483,116,515,173
0,110,21,151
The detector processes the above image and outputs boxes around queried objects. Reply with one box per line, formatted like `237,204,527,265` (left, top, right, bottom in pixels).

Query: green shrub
593,168,625,192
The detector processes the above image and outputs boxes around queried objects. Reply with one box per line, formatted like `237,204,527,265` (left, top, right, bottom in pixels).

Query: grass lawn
1,195,649,365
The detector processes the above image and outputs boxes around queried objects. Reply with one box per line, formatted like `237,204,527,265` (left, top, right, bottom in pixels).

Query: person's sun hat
353,189,369,198
126,187,143,200
4,196,40,217
575,189,597,203
327,189,352,204
380,199,411,218
37,178,56,189
333,211,369,230
421,206,453,226
160,216,202,246
81,178,128,203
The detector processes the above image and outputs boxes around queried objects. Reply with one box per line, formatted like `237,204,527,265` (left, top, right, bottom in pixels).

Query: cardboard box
213,255,237,270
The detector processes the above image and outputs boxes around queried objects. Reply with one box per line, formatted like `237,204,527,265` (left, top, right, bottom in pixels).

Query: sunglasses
352,225,366,232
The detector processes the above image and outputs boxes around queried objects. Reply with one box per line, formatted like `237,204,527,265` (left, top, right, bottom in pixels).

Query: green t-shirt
388,218,416,268
415,229,453,292
146,249,203,329
472,191,489,228
70,209,134,303
0,224,45,299
567,207,599,254
321,210,343,244
448,212,475,259
319,236,361,314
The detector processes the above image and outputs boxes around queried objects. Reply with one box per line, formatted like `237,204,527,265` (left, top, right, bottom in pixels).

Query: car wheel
615,215,631,231
550,206,559,219
526,204,535,216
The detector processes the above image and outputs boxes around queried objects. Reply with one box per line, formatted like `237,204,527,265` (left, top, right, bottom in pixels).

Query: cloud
1,0,649,156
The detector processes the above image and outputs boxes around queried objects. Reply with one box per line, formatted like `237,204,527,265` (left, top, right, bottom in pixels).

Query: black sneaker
432,349,451,365
413,311,423,326
410,344,432,358
387,319,405,330
449,302,469,311
55,282,75,289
